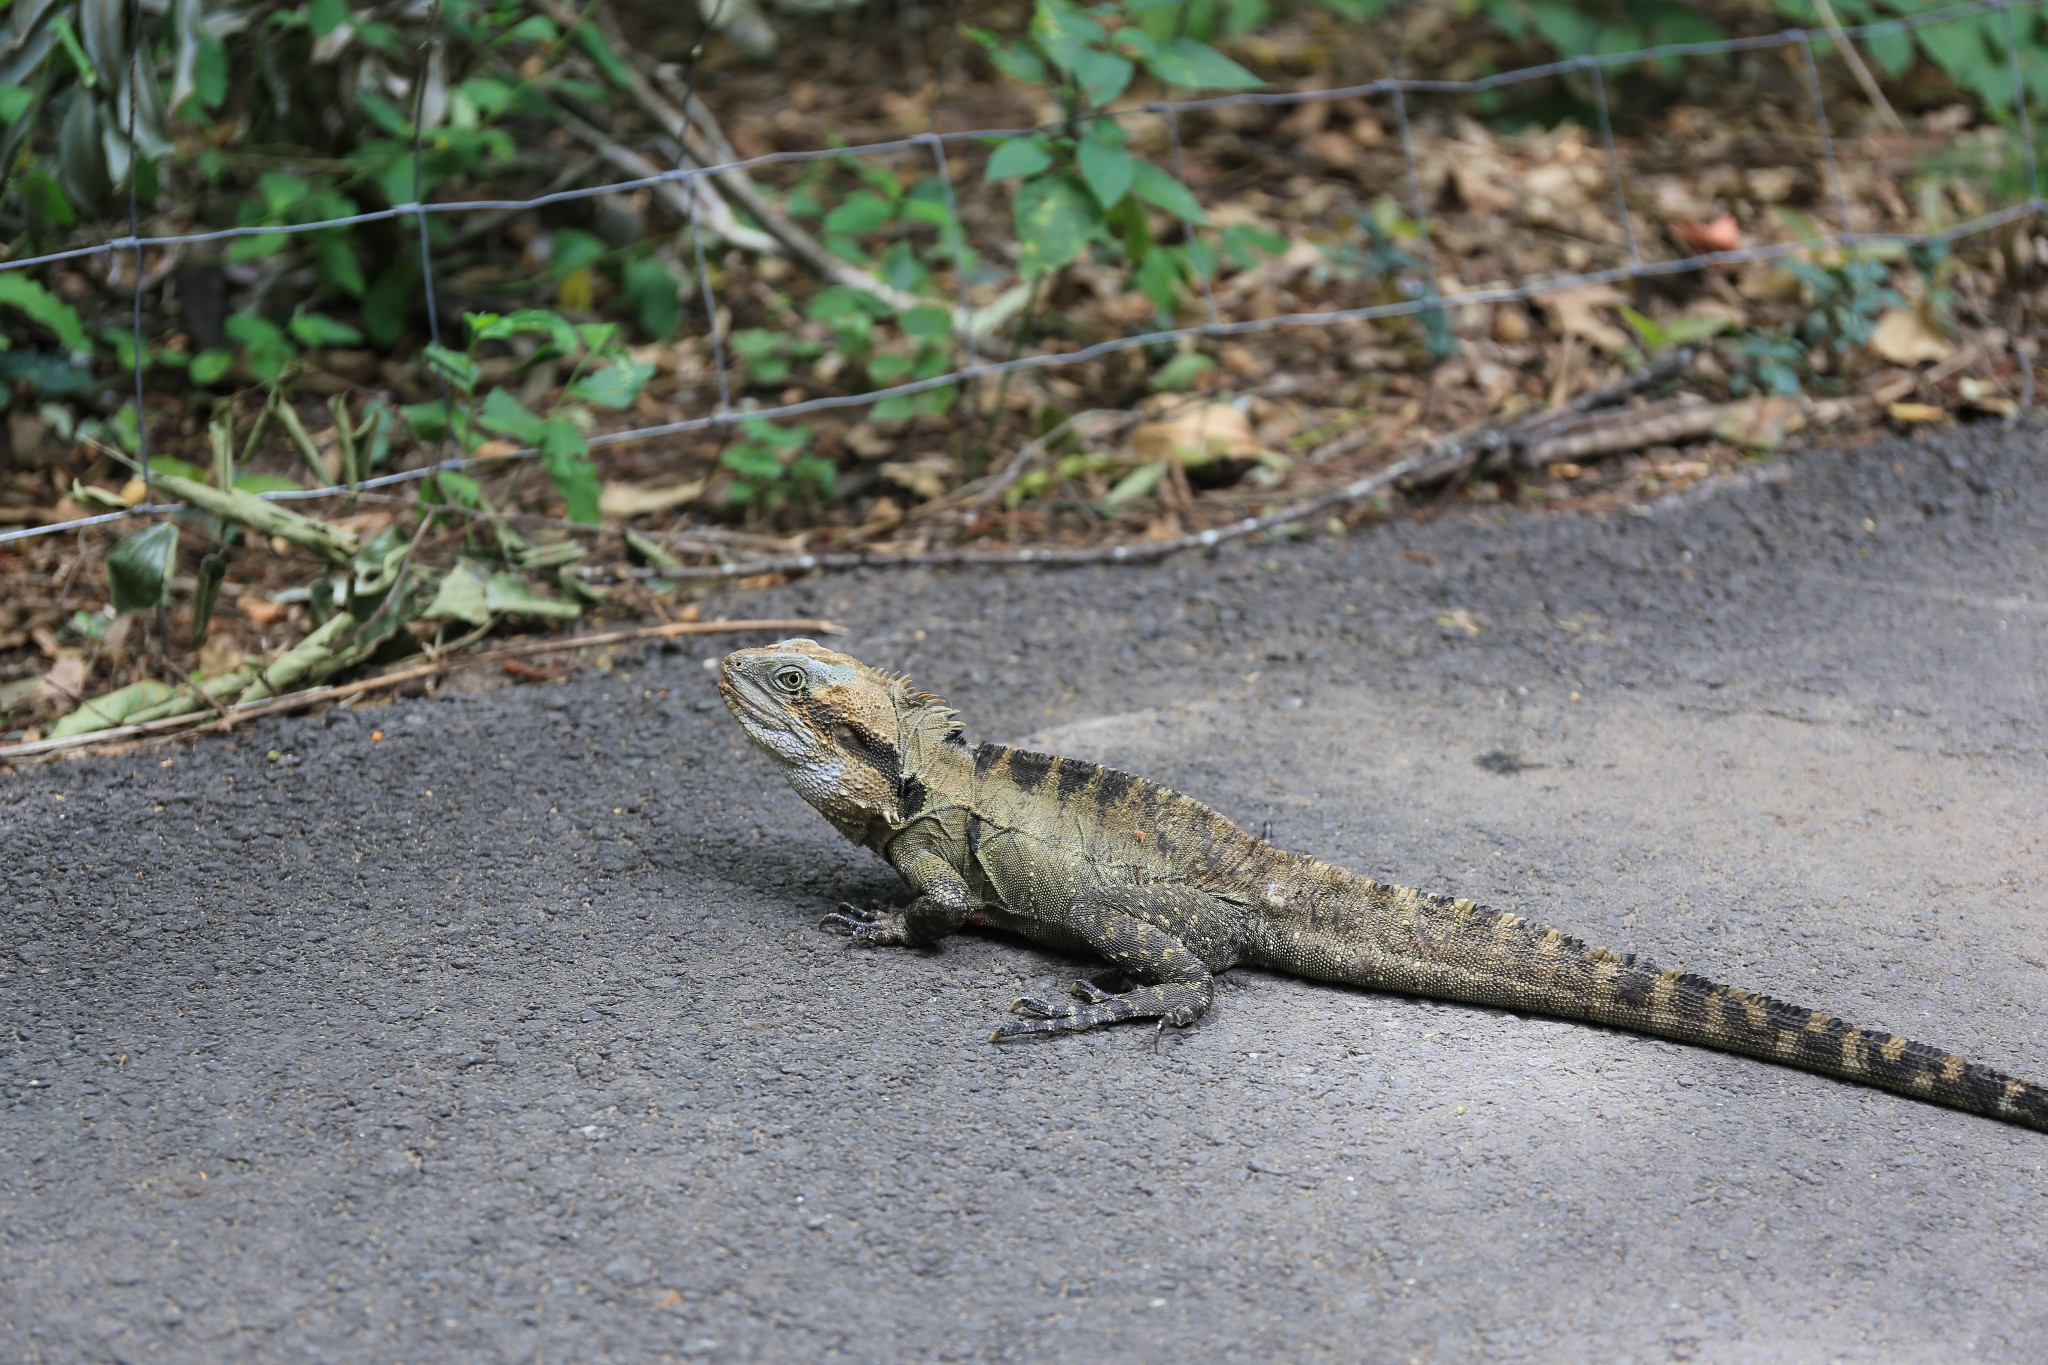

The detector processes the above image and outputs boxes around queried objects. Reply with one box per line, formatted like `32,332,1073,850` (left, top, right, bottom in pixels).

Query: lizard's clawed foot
987,981,1211,1042
818,903,910,948
1068,974,1127,1004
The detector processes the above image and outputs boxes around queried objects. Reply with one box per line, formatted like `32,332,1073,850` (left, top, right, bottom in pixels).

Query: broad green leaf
1029,0,1105,75
1152,351,1214,391
623,257,680,338
421,342,479,391
224,312,295,381
1132,247,1181,311
315,234,367,297
900,305,953,339
823,191,894,236
567,360,655,409
1130,160,1208,223
147,456,209,483
1103,460,1163,506
190,553,227,647
1142,37,1266,91
0,83,33,124
478,386,546,443
190,348,234,385
484,571,582,619
1072,49,1134,108
540,415,600,523
288,311,365,348
194,32,227,110
308,0,349,39
48,680,179,738
422,561,491,624
549,228,607,278
107,522,178,613
985,136,1054,181
232,472,307,494
1013,173,1099,275
1077,127,1134,209
0,275,90,353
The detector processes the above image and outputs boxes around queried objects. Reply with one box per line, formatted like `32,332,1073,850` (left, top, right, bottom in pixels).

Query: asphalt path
4,424,2046,1362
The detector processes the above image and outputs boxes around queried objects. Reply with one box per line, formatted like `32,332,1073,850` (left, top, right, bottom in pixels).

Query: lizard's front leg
819,849,972,949
989,886,1220,1042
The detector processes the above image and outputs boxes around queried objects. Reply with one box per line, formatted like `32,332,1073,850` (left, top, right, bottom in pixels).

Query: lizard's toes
1009,996,1072,1020
818,911,867,938
1068,979,1116,1004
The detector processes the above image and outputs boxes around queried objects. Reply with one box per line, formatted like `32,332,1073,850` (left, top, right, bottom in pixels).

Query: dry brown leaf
598,479,708,519
1887,401,1946,423
880,456,956,502
1868,309,1951,366
1958,377,2018,417
242,597,286,627
1535,285,1631,354
1669,212,1740,253
1128,402,1264,461
37,655,86,704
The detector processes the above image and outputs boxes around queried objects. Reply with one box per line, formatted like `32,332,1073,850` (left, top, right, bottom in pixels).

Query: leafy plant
718,417,833,514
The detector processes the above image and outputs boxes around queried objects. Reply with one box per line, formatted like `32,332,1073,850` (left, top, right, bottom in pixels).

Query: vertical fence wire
410,1,455,464
1388,81,1447,347
1795,29,1856,239
1583,56,1643,270
1162,103,1222,331
1997,0,2044,203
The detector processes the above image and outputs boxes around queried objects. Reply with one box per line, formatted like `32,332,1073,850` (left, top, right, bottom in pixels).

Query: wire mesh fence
1,0,2043,556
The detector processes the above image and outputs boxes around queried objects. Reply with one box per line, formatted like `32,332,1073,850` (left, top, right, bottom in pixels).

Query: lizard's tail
1280,880,2048,1132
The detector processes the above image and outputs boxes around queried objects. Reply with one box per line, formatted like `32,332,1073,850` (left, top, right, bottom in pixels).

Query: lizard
718,638,2048,1133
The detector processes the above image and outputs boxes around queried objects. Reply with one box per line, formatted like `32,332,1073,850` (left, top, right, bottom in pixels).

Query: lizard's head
719,639,962,828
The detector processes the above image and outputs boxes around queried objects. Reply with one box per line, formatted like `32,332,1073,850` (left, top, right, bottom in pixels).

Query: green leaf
1014,173,1100,275
985,136,1055,181
0,275,90,353
1030,0,1105,75
1142,36,1266,90
484,573,582,620
288,311,366,348
1103,460,1163,506
232,472,308,495
1153,351,1214,391
224,312,296,382
147,456,209,483
550,228,608,278
107,522,179,613
623,256,681,338
189,347,233,386
567,360,654,409
900,305,953,339
1077,126,1135,209
0,84,33,124
314,234,366,297
421,561,491,625
1072,49,1134,107
362,267,412,347
823,191,895,236
573,24,634,90
1130,160,1208,223
190,553,227,648
48,680,180,738
540,414,600,523
720,443,785,481
478,387,546,444
1132,247,1181,311
194,32,228,110
308,0,350,38
422,342,480,392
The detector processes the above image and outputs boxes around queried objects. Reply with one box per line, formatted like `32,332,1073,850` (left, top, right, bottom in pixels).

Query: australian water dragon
719,638,2048,1132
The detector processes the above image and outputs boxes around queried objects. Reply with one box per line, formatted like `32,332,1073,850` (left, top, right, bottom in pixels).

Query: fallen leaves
1867,309,1951,366
1535,285,1632,354
598,478,708,518
1127,400,1265,462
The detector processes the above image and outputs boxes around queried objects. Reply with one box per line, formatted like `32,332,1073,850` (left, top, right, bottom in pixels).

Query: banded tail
1275,878,2048,1132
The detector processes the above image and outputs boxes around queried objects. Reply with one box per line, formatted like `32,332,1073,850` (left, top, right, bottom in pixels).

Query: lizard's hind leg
988,901,1218,1041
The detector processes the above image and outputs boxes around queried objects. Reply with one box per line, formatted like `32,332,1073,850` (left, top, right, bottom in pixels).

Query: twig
1810,0,1904,133
0,617,845,763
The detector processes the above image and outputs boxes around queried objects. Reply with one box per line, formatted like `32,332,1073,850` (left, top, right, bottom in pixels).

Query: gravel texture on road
4,424,2046,1362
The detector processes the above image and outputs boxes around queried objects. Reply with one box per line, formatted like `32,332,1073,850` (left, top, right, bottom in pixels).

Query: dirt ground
3,422,2045,1362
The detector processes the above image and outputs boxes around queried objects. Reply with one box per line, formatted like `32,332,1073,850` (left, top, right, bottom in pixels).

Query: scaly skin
719,639,2048,1132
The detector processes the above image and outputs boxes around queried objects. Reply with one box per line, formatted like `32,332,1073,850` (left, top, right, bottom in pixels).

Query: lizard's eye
771,665,808,695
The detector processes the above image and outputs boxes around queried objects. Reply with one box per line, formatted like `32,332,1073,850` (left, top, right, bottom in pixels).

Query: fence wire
1,0,2044,553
